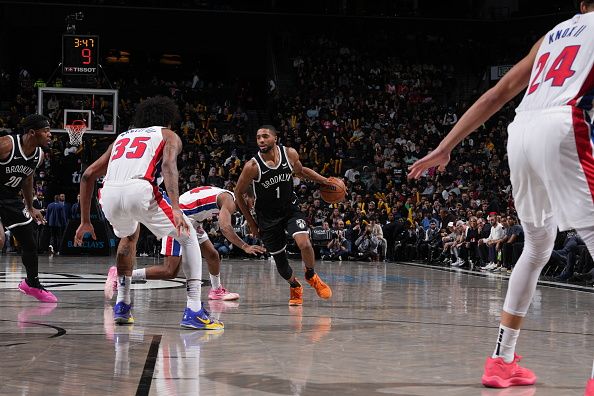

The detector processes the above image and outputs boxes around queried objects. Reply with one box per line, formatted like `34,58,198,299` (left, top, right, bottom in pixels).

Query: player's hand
74,222,96,246
243,244,266,255
408,146,451,179
29,208,46,225
173,209,190,237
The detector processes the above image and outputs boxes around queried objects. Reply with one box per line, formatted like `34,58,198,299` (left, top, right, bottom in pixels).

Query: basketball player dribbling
104,185,266,301
0,115,56,303
75,96,222,330
409,2,594,392
234,125,332,306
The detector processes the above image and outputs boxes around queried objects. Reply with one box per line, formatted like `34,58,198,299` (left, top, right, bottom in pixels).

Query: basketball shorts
100,179,190,239
0,197,33,229
507,106,594,231
257,204,309,254
161,224,209,257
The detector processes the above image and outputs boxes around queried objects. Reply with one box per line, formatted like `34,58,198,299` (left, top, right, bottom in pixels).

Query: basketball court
1,255,592,395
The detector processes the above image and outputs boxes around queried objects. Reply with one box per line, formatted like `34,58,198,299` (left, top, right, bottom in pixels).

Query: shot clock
62,34,99,75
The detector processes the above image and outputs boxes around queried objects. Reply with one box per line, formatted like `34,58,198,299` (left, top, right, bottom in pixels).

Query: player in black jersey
235,125,332,306
0,114,56,302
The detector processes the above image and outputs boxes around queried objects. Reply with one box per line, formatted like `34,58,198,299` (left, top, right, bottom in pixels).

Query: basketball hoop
65,120,87,147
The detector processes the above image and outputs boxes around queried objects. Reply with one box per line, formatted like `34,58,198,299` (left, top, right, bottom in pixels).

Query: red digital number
81,48,92,65
111,137,150,160
528,45,580,95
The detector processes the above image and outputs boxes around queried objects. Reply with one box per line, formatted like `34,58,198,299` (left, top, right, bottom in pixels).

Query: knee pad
272,251,293,280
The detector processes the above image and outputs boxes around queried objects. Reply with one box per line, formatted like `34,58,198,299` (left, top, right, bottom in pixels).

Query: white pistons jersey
517,12,594,113
104,126,165,186
179,186,234,223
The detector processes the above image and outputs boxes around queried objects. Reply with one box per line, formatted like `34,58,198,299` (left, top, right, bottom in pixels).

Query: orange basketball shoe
306,273,332,299
289,284,303,306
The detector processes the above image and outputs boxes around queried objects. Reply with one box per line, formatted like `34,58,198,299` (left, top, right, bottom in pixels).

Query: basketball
320,177,347,204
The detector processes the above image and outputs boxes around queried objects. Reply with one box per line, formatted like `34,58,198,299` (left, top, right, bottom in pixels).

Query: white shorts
99,179,187,239
160,225,209,257
508,106,594,231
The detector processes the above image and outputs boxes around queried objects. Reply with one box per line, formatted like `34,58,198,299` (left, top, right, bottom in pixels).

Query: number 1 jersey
518,12,594,113
104,126,165,186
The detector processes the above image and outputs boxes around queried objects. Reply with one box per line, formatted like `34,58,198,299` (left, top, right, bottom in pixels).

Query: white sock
116,276,132,305
132,268,146,282
492,324,520,363
210,273,221,289
186,279,202,311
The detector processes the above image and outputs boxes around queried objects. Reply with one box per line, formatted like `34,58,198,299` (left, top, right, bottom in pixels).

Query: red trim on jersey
572,107,594,203
143,140,165,184
153,185,175,225
165,236,173,255
179,193,218,210
568,62,594,106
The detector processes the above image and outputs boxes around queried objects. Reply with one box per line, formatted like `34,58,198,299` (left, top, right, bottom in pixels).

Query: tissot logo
0,272,185,291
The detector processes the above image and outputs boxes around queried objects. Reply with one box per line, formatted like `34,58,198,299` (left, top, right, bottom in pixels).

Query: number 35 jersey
518,12,594,113
104,126,165,186
0,135,42,199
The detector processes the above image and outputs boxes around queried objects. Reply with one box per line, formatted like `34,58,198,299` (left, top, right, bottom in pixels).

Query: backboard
38,87,118,135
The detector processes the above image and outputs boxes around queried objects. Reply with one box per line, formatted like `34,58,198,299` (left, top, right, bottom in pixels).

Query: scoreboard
62,34,99,75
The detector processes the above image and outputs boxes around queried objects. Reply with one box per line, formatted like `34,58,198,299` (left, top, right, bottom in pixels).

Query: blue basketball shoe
114,301,134,325
180,303,224,330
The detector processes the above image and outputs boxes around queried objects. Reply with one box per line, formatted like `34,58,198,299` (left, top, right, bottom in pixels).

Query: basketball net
65,120,87,147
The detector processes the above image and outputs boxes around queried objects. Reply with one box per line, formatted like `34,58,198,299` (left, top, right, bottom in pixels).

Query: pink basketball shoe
208,286,240,301
18,279,58,303
105,266,118,300
585,379,594,396
482,353,536,388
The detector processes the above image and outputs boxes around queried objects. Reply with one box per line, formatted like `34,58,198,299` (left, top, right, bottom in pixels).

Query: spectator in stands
46,193,68,255
502,215,524,271
355,225,379,262
480,214,506,271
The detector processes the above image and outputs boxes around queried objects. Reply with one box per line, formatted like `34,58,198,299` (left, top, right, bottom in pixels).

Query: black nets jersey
252,145,297,220
0,135,42,199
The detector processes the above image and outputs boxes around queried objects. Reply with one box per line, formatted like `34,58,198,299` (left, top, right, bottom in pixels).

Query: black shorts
0,197,33,229
257,205,309,254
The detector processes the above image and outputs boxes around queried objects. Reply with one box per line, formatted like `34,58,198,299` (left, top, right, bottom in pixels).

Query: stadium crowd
0,31,592,287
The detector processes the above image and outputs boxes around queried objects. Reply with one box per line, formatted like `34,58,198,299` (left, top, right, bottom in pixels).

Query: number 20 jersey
104,126,165,186
517,12,594,113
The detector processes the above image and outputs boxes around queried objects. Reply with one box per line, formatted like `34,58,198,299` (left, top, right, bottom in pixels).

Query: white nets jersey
104,126,165,185
179,186,234,223
517,12,594,113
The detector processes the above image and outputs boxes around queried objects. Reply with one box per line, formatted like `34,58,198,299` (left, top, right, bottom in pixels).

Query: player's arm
161,129,189,236
287,147,329,185
217,193,266,255
408,36,544,179
234,159,260,236
75,144,112,245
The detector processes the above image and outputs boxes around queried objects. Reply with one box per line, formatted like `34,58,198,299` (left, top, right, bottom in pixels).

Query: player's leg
482,115,554,388
12,221,57,303
100,184,144,324
260,220,302,305
201,239,240,301
288,212,332,300
143,191,221,329
0,197,57,303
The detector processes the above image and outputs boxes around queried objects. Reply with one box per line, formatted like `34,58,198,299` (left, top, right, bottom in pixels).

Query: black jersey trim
283,146,293,172
257,145,282,170
16,135,37,161
0,136,16,165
